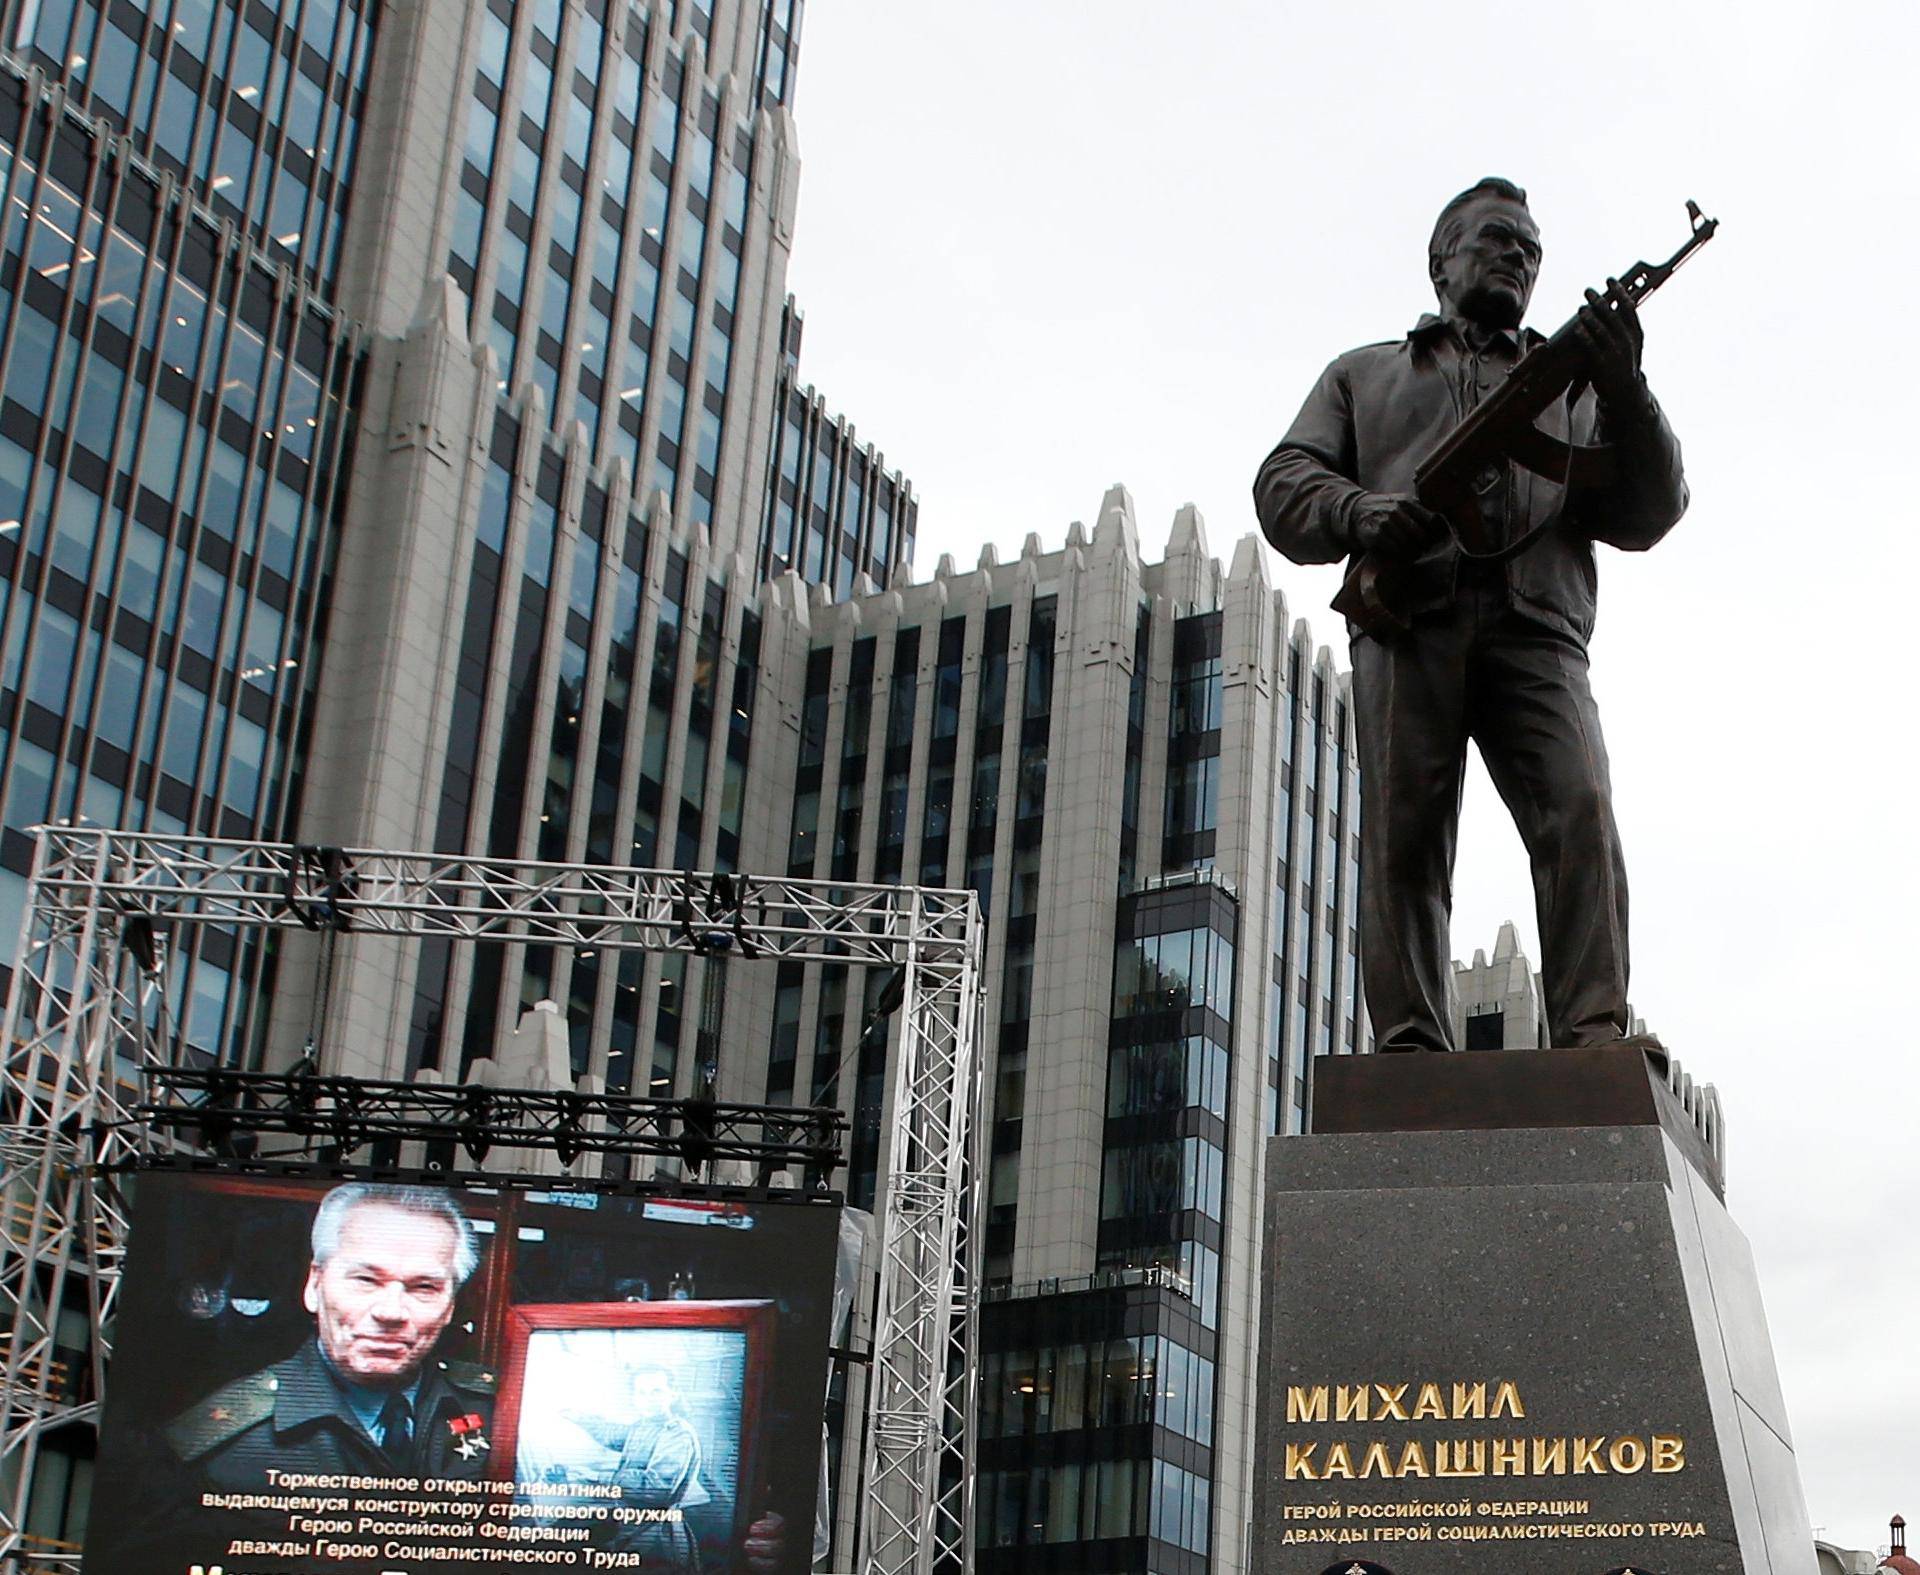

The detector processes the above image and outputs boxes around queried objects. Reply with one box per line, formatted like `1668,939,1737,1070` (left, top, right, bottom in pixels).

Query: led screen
85,1168,841,1575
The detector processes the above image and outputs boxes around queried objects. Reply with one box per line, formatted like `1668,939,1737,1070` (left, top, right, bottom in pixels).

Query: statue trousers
1349,575,1630,1052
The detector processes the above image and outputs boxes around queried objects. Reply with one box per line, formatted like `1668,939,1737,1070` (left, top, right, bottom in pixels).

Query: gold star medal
449,1412,491,1458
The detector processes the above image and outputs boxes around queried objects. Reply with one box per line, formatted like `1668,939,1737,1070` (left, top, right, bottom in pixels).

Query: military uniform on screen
570,1406,708,1571
167,1336,497,1484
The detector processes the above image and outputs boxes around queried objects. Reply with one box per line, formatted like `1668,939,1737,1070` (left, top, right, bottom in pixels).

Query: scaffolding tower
0,830,985,1575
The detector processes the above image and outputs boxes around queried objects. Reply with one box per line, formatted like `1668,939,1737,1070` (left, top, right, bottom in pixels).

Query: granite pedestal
1251,1047,1816,1575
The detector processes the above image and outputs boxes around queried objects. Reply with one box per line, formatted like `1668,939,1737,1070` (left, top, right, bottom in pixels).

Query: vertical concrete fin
1270,582,1292,644
1223,533,1274,700
500,1000,572,1093
1227,532,1270,593
772,569,813,637
643,486,676,535
517,378,548,429
767,106,801,244
1162,503,1214,604
422,274,472,353
1168,502,1210,560
1093,483,1139,561
601,448,631,497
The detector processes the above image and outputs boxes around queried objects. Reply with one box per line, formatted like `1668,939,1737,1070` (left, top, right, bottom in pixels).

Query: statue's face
1431,195,1542,330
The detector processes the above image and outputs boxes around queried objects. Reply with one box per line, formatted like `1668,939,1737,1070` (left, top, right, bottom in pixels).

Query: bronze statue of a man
1254,177,1688,1053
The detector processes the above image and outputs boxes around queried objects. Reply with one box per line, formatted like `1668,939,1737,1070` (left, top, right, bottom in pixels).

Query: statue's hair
310,1182,481,1287
1429,177,1531,277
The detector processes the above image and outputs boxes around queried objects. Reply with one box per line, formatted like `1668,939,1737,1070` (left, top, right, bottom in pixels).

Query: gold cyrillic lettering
1286,1386,1329,1424
1375,1383,1411,1421
1413,1382,1446,1419
1609,1437,1648,1474
1651,1435,1686,1473
1395,1441,1431,1478
1572,1437,1607,1474
1336,1384,1369,1422
1491,1381,1526,1419
1322,1443,1355,1480
1532,1437,1567,1474
1284,1443,1319,1481
1358,1442,1396,1479
1436,1439,1486,1478
1491,1438,1524,1475
1452,1381,1487,1419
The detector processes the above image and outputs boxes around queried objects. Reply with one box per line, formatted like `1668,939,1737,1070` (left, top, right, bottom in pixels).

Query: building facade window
0,66,354,1067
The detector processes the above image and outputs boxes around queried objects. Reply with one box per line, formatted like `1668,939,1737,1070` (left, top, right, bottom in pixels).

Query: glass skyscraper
0,47,357,1059
275,0,915,1089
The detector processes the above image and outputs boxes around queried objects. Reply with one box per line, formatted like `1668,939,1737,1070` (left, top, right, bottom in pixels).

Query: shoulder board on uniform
437,1358,498,1395
166,1370,279,1461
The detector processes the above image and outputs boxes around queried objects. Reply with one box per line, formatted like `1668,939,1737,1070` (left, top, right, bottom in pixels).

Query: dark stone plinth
1312,1043,1723,1197
1252,1049,1815,1575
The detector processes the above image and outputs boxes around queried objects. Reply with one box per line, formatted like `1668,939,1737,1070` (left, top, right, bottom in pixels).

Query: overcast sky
783,0,1919,1552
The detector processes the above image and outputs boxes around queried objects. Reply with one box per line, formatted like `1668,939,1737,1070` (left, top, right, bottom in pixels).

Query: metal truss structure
137,1065,847,1176
0,830,985,1575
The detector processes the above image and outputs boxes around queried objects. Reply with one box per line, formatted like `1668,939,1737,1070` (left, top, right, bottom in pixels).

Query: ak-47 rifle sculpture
1332,200,1718,638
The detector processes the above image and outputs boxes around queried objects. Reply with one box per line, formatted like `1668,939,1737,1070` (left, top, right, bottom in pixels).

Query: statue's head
1428,177,1540,331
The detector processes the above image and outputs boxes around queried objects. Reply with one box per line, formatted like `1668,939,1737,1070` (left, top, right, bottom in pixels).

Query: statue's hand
1574,278,1646,408
1351,493,1445,557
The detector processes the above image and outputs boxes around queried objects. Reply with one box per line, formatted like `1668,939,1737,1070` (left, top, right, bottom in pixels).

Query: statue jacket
1252,312,1688,647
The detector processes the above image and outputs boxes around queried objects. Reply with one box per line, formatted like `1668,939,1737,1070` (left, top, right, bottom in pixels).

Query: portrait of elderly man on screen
165,1181,497,1484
